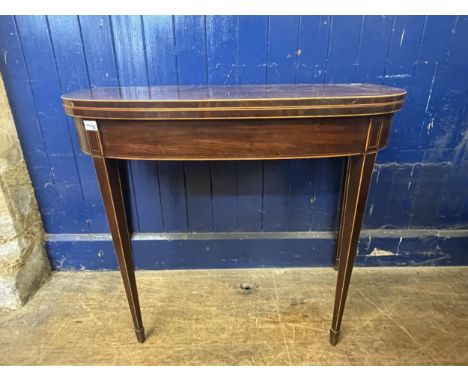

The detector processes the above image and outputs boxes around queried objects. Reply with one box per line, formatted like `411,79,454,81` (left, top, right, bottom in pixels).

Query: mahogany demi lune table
62,83,406,345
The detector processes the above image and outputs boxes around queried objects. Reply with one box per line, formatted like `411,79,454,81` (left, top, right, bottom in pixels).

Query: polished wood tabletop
62,83,406,345
63,83,405,120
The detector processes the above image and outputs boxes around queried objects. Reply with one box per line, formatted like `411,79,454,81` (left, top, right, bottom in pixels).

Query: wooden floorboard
0,267,467,365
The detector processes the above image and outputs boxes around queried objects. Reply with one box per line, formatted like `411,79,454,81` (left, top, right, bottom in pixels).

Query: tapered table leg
330,153,376,346
334,157,349,271
92,157,145,343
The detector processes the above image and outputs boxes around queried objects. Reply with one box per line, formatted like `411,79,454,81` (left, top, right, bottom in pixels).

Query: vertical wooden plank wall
0,16,467,269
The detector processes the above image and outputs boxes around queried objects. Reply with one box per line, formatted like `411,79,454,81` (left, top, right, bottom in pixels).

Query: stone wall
0,75,50,309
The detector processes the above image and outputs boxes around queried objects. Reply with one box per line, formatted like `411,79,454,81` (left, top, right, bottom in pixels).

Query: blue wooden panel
184,162,213,232
359,236,468,267
365,165,414,229
456,161,468,227
237,16,268,84
453,103,468,165
236,161,263,231
211,162,238,231
364,164,395,228
14,16,89,233
385,166,414,228
14,16,71,155
46,234,468,271
379,16,427,164
417,16,457,154
409,163,453,227
46,239,118,271
206,16,238,85
384,16,426,82
434,160,468,227
418,16,456,62
158,162,188,232
142,16,178,85
446,16,468,64
132,239,333,269
311,158,343,230
0,16,58,232
262,161,290,231
182,159,213,229
120,162,139,232
47,16,88,157
296,16,330,84
2,15,468,269
325,16,363,82
422,59,466,154
354,16,393,83
267,16,300,84
173,16,207,85
422,16,468,155
110,16,148,86
46,238,334,270
47,16,90,93
287,159,316,231
74,155,109,232
396,60,439,152
130,161,163,232
47,16,108,234
78,16,119,87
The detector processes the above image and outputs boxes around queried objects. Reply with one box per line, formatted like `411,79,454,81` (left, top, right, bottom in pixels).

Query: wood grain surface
1,267,467,365
79,117,378,160
62,83,406,120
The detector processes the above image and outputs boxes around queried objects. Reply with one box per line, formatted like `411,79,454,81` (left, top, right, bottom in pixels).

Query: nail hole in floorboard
239,282,258,293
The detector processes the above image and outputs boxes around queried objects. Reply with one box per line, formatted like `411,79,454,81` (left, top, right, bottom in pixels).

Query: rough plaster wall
0,75,50,309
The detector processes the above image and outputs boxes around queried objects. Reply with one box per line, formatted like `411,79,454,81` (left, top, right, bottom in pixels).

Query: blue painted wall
0,16,467,269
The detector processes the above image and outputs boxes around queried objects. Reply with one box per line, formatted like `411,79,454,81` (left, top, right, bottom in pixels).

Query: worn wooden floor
0,267,467,365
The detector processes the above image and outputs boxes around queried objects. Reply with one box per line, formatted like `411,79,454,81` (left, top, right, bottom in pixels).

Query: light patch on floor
0,267,467,365
369,248,395,256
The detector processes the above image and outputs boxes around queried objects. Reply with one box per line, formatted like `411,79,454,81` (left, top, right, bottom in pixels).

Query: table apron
75,115,392,160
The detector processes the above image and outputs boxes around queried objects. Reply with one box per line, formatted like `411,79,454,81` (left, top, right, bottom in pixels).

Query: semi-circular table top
62,83,406,120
